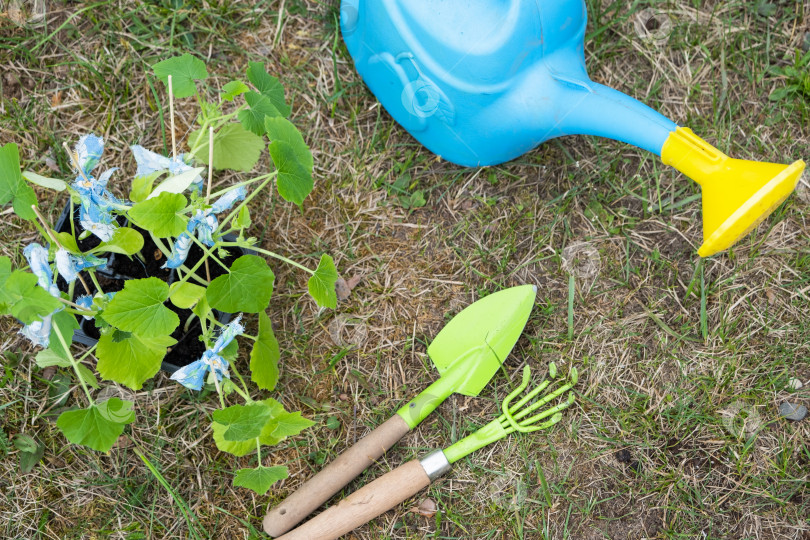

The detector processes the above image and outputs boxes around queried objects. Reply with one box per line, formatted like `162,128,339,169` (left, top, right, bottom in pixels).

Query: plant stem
30,220,50,245
227,379,251,403
208,174,271,200
57,296,95,313
168,75,176,159
256,438,262,462
229,363,252,401
64,308,93,316
52,324,94,405
188,235,229,273
188,110,244,155
183,312,198,334
88,270,104,295
205,127,214,204
213,376,226,409
220,243,313,274
150,232,207,286
69,197,76,238
77,343,97,363
189,118,210,156
149,232,173,259
204,127,214,282
31,204,92,293
172,248,212,289
215,173,275,234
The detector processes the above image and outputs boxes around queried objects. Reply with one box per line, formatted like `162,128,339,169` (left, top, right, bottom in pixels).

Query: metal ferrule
419,450,452,481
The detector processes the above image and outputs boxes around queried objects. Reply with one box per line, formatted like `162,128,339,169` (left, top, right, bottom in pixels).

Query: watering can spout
550,77,676,156
549,77,805,256
661,127,805,256
340,0,806,257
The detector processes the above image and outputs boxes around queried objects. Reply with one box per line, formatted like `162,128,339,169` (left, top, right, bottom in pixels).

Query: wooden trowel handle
276,459,431,540
263,414,410,537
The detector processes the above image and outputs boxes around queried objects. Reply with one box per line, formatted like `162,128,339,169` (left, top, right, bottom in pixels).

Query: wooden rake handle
276,459,431,540
263,414,411,537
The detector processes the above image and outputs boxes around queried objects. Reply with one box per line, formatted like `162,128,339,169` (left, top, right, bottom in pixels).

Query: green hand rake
277,363,579,540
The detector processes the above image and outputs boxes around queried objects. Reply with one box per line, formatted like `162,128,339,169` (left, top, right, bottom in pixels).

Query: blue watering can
340,0,805,257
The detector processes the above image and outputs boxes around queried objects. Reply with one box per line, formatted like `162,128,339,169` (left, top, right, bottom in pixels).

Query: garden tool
340,0,806,257
263,284,537,537
277,363,578,540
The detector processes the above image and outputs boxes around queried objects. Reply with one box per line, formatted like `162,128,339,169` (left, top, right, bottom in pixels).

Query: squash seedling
0,55,338,494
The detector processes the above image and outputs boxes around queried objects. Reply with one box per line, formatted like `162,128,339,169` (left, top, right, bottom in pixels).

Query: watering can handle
263,414,411,537
275,459,431,540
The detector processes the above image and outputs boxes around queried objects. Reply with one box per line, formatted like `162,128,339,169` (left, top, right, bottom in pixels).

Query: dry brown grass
1,1,809,539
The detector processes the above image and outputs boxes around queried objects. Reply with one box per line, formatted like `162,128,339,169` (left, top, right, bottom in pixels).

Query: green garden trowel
277,363,577,540
263,284,537,537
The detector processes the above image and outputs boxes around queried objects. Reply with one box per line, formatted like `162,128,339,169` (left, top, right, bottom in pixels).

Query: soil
184,239,242,282
108,226,172,282
54,237,244,370
54,205,171,282
162,307,208,369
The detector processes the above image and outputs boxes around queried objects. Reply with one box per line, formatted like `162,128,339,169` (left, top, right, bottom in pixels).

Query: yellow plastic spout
661,127,805,257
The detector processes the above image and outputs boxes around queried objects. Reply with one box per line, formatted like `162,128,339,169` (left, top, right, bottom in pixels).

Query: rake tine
505,362,561,415
500,366,578,433
514,392,575,427
510,367,578,423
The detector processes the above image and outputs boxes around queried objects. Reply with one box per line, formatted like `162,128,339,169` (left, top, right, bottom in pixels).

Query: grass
0,0,809,538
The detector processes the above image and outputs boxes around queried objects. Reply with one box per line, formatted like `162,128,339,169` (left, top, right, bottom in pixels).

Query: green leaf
152,54,208,99
22,170,67,191
233,465,289,495
212,399,288,455
246,62,291,116
35,348,71,368
48,310,79,359
92,227,144,256
19,442,45,473
269,141,313,205
97,332,176,390
212,402,275,442
769,87,790,101
207,255,274,314
192,290,212,321
168,281,206,309
13,433,38,453
234,206,251,229
3,271,61,324
211,421,255,456
11,286,61,324
148,167,205,199
190,123,263,172
267,411,315,439
130,171,164,203
128,192,188,238
222,80,249,101
250,311,280,391
56,398,135,452
14,434,44,473
0,143,37,221
0,270,35,312
55,232,80,253
237,92,281,136
0,257,10,314
308,254,338,309
264,116,313,173
104,277,179,338
76,363,100,389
